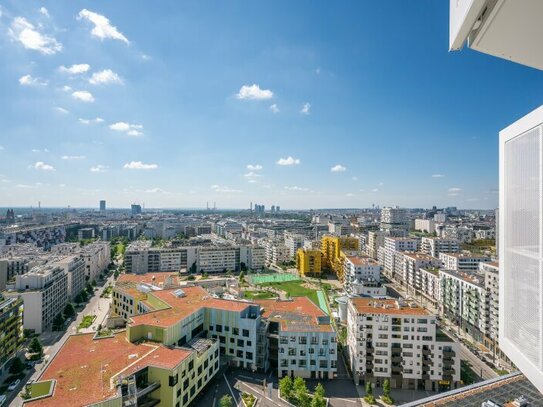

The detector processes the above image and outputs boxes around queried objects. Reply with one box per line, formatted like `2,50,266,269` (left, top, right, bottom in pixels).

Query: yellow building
321,236,359,280
296,248,322,277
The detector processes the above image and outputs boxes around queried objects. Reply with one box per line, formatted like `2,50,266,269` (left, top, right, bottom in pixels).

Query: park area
250,273,329,314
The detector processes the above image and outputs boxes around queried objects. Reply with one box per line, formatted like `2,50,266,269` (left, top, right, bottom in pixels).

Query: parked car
0,394,6,406
8,379,20,391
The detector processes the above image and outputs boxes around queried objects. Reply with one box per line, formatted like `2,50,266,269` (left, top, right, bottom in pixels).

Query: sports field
249,273,300,285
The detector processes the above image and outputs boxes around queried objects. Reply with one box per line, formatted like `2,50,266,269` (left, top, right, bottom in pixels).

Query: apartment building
414,219,435,234
54,255,86,301
0,296,23,375
0,257,33,290
343,255,383,296
419,268,440,308
439,253,491,272
264,240,290,266
420,237,460,258
347,297,460,391
440,270,485,342
479,262,501,357
51,241,111,281
24,330,220,407
0,224,66,249
257,297,337,379
367,230,387,259
393,253,440,294
284,232,305,258
296,248,323,277
321,236,359,278
380,207,409,237
4,264,68,333
381,237,419,277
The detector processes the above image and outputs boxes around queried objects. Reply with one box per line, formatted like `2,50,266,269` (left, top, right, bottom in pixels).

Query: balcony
443,350,455,358
136,381,161,398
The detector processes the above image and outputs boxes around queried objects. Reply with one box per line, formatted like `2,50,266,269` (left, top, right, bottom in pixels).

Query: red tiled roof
256,297,333,332
26,332,190,407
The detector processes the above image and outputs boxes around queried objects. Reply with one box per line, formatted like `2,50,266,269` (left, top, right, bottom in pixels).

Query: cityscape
0,1,542,407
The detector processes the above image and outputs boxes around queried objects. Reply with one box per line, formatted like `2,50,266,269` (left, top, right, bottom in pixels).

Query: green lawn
78,315,96,329
27,380,54,398
243,291,277,300
260,281,319,306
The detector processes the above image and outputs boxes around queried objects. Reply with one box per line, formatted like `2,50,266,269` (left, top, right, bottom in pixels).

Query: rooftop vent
173,288,186,298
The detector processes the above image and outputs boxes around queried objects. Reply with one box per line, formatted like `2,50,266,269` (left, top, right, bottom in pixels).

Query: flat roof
26,332,191,407
129,286,254,329
345,255,378,266
350,297,430,316
256,297,333,332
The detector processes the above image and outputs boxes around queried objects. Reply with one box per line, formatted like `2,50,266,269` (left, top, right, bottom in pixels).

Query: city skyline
1,1,541,209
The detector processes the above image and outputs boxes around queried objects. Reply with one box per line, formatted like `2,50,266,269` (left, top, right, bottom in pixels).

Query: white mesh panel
504,126,542,369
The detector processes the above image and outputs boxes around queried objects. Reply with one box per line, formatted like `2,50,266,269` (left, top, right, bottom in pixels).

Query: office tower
131,204,142,216
99,200,106,212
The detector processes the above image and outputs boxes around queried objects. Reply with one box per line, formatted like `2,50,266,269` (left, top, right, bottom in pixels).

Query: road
9,272,116,407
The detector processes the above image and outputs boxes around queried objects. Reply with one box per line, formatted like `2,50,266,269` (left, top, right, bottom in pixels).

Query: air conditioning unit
450,0,543,70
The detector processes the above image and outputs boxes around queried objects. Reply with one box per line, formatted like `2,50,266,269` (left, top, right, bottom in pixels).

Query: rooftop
401,372,543,407
129,285,254,329
350,297,431,316
256,297,333,332
26,332,191,407
346,255,379,267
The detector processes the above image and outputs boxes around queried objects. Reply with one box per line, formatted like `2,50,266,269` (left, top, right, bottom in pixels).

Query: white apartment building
479,262,500,356
367,231,387,259
284,232,305,258
439,253,491,272
264,241,290,266
419,268,440,307
414,219,435,234
433,213,446,223
380,207,409,236
258,297,337,379
393,253,440,294
55,255,86,301
421,237,460,258
347,297,460,391
51,241,111,281
381,237,419,276
343,255,383,296
440,270,485,342
4,264,68,333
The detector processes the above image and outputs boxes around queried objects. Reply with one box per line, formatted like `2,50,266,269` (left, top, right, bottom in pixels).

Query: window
216,324,222,333
242,329,249,337
169,374,178,387
233,328,239,335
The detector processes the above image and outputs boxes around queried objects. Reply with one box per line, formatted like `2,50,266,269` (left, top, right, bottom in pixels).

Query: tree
86,283,94,295
219,394,233,407
74,293,83,304
311,393,326,407
240,262,247,272
365,382,373,397
239,270,245,283
298,391,311,407
29,337,43,357
279,376,293,399
52,313,65,331
189,262,197,274
294,377,308,402
383,378,390,396
80,290,89,302
9,357,25,374
64,303,76,319
314,383,325,398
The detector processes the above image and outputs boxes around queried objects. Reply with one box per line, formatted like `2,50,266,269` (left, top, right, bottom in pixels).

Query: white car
8,379,20,391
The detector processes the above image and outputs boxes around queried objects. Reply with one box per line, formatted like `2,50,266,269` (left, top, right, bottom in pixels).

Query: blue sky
0,1,542,210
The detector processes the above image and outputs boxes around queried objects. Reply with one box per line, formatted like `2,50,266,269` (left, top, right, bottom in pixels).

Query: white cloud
89,69,123,85
16,184,35,189
31,148,49,153
372,188,379,192
79,117,103,125
276,156,300,166
244,171,261,180
246,164,262,171
39,7,49,17
448,187,462,196
123,161,158,170
269,104,279,113
60,85,72,92
211,185,242,193
19,74,47,86
72,90,94,102
284,186,310,192
300,102,311,115
432,174,445,178
90,165,108,173
8,17,62,54
59,64,90,74
61,155,85,160
34,161,55,171
236,84,273,100
109,122,143,136
144,187,169,194
331,164,346,173
55,106,69,114
77,9,129,44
